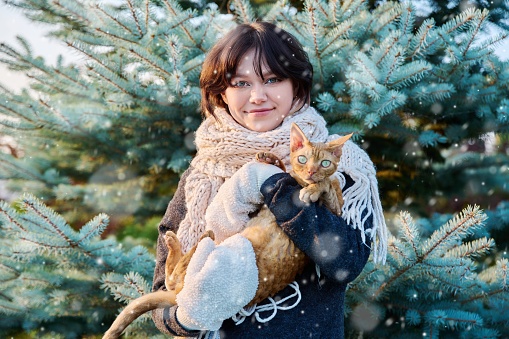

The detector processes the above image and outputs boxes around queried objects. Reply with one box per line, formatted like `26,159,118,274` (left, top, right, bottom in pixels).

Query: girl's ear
289,97,302,115
221,93,228,105
290,123,308,152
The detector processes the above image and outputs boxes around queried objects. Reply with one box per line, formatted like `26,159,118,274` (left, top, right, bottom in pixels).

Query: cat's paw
164,231,180,251
255,152,286,171
299,186,322,203
200,230,215,241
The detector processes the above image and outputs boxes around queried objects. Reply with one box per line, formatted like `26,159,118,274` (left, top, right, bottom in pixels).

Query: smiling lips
248,108,273,116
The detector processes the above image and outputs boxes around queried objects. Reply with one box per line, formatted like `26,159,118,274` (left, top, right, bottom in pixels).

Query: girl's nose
249,85,267,104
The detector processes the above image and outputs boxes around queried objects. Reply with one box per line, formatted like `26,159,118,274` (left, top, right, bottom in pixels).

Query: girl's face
221,49,296,132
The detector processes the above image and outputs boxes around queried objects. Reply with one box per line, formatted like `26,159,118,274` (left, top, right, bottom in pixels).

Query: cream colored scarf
177,106,388,264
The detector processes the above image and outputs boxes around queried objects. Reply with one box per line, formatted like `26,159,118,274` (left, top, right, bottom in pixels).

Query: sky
0,2,508,93
0,4,84,93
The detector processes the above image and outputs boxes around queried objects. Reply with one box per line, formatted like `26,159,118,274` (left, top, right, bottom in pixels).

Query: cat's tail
103,289,177,339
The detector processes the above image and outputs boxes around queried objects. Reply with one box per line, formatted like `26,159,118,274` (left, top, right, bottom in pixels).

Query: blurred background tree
1,0,508,338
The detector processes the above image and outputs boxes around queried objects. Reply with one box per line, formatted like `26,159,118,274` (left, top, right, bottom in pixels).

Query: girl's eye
321,160,331,168
298,155,307,164
232,81,249,87
266,77,281,84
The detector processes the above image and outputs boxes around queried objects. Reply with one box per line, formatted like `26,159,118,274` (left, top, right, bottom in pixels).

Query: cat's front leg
299,182,325,203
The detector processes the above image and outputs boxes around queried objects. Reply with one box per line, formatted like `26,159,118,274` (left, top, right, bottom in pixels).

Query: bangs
226,30,295,82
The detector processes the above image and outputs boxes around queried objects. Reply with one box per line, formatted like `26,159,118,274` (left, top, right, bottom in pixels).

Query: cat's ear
329,133,353,157
290,123,309,152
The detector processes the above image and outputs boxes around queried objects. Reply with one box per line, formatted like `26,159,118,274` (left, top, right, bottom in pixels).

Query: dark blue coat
153,171,372,338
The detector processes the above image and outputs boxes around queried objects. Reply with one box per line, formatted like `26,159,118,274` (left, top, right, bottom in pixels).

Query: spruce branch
160,0,183,15
410,83,455,103
388,236,413,263
441,7,480,35
0,156,44,181
382,49,404,86
321,19,354,56
125,0,145,37
0,98,38,125
350,52,379,83
424,7,483,56
478,32,509,51
25,73,90,100
277,10,304,39
425,270,469,291
374,32,401,67
22,195,77,247
76,213,110,246
0,41,87,91
373,206,488,299
370,2,402,36
409,18,436,60
446,237,495,259
65,40,128,82
399,3,415,40
337,0,366,22
329,0,339,23
388,61,432,89
306,0,325,85
459,286,507,306
422,205,487,257
231,0,255,24
160,0,199,46
425,310,483,331
93,3,137,36
313,0,328,19
95,27,139,44
398,211,421,257
50,0,92,28
460,9,489,58
145,0,149,31
127,46,172,78
372,90,407,117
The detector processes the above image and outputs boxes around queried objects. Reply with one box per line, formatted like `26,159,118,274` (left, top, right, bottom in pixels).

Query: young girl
151,22,387,338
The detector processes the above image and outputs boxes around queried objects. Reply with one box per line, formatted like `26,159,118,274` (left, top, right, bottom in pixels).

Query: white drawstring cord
232,281,302,325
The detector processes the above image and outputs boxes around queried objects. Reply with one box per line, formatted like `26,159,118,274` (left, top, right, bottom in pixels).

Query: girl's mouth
248,108,273,116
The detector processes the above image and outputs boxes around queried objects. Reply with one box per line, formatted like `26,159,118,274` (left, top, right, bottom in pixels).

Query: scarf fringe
335,140,388,264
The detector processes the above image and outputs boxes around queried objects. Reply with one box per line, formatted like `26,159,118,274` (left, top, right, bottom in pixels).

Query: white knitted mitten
205,161,284,242
176,161,283,331
175,234,259,331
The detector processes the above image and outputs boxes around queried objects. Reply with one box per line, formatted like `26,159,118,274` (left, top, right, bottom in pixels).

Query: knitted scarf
177,106,388,264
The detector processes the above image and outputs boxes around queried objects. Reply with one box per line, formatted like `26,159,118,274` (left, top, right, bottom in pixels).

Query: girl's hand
205,161,283,242
175,234,258,331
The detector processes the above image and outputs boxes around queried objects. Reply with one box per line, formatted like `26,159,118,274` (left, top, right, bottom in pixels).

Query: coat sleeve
260,172,372,284
151,169,202,337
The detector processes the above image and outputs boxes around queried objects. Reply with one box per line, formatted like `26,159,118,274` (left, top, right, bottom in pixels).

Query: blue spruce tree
1,0,508,337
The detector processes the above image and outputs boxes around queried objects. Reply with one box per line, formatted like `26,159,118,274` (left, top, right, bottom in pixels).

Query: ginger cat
103,123,352,338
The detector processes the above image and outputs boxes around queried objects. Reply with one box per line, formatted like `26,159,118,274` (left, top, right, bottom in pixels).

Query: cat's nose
308,170,316,176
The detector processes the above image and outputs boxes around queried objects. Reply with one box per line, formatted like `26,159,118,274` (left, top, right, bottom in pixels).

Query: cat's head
290,123,353,184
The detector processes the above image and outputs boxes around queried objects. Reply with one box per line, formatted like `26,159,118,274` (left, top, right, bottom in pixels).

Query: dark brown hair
199,22,313,117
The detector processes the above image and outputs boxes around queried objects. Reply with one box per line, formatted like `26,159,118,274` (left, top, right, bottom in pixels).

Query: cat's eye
321,160,331,168
298,155,307,164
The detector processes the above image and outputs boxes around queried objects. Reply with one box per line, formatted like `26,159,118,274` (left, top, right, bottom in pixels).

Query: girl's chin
244,119,284,132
